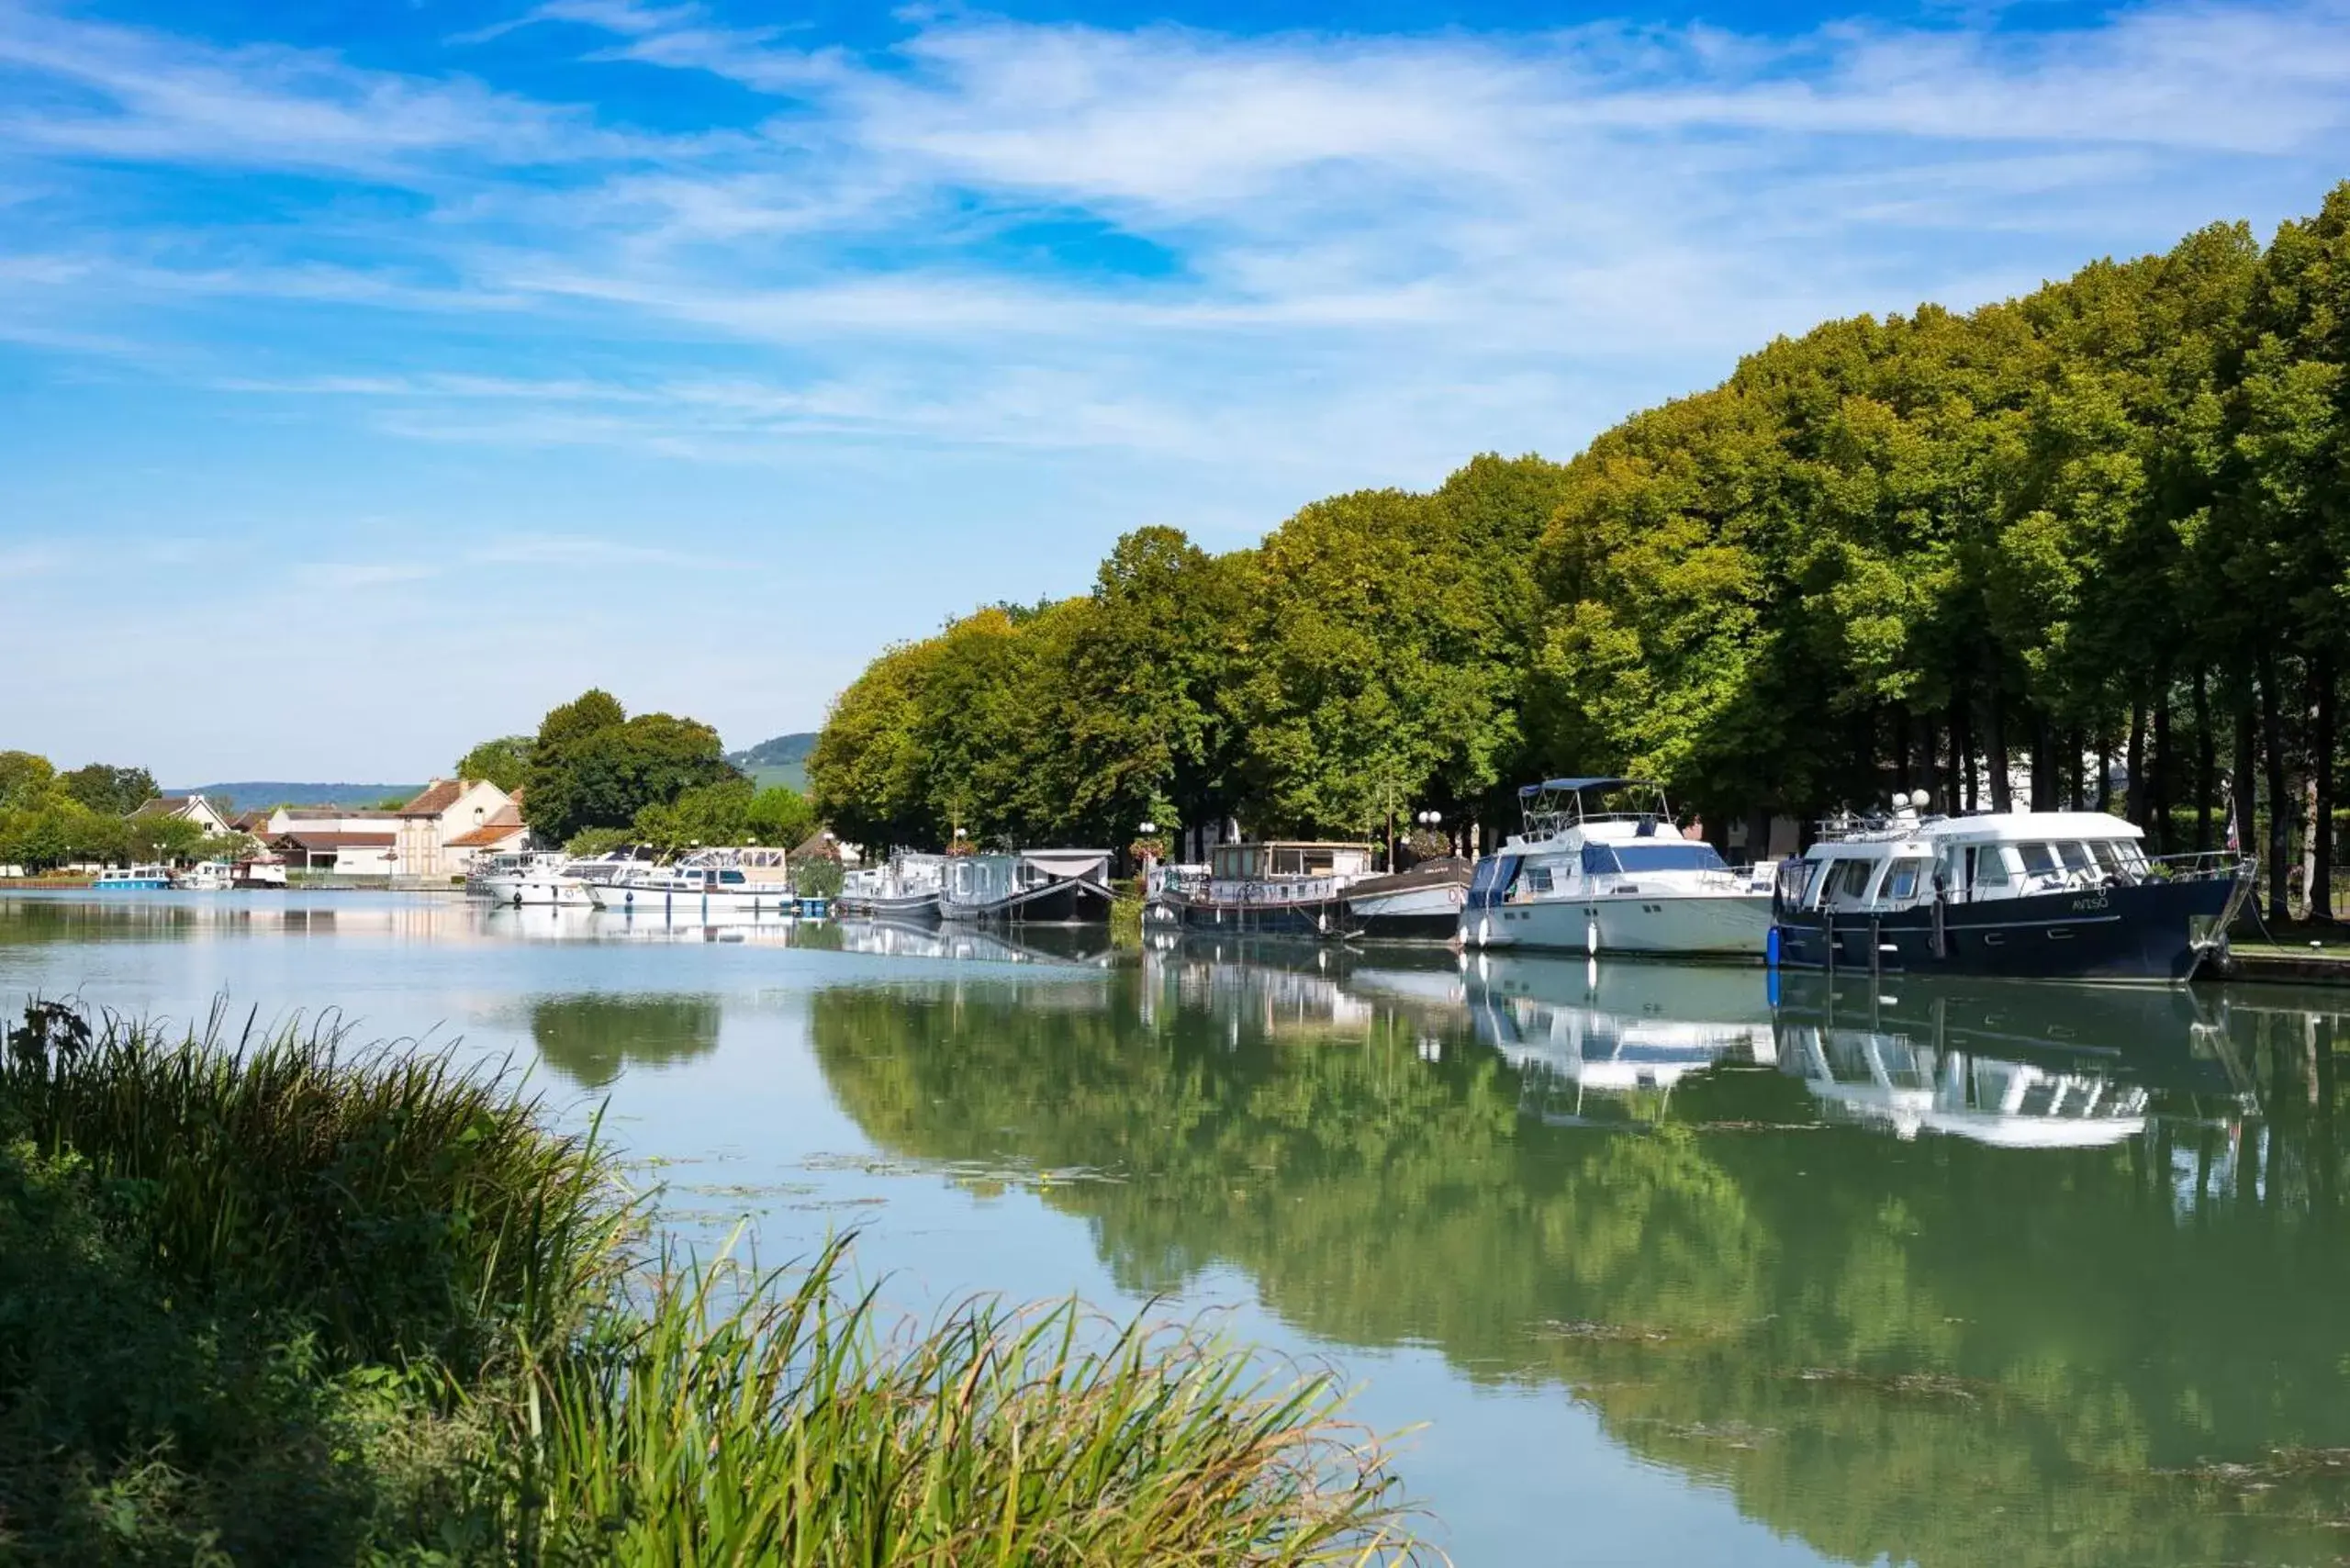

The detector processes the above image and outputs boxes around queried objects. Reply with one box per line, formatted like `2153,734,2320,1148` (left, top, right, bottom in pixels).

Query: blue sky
2,0,2346,783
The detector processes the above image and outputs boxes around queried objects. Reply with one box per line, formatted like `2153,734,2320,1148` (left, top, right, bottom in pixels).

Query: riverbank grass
0,1000,1425,1564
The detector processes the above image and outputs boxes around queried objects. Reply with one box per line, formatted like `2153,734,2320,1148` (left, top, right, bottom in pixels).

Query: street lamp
1139,821,1158,835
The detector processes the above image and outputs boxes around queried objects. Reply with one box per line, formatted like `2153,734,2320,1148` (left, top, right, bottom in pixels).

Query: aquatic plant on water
0,998,1430,1564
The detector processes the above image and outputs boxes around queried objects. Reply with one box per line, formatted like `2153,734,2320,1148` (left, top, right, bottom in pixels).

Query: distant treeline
810,184,2350,916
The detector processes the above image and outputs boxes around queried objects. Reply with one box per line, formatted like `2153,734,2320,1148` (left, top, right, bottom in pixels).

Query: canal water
4,892,2346,1566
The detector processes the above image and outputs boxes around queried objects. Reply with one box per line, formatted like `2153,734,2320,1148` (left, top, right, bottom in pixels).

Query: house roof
272,831,397,850
398,779,465,817
129,796,211,821
447,821,529,849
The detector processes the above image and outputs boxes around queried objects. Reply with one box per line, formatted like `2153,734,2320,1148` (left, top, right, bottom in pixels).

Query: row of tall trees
811,185,2350,914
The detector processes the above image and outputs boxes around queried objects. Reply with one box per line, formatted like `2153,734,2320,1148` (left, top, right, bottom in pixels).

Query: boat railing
2143,852,2255,884
1208,875,1347,905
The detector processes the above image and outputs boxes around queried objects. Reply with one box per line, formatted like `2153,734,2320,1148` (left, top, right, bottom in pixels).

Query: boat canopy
1517,777,1644,800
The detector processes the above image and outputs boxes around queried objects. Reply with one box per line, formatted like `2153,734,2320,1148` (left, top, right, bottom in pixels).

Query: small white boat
503,849,662,908
94,865,173,891
586,862,801,915
1461,778,1775,958
233,859,288,890
467,851,570,902
173,861,234,891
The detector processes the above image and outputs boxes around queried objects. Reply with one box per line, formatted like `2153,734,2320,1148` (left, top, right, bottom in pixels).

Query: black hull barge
1769,796,2252,985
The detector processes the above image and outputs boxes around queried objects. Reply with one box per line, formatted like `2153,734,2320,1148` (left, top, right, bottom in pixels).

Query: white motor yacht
1461,778,1775,958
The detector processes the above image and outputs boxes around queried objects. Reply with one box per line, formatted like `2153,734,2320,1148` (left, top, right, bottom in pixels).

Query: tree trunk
1952,694,1976,812
2152,679,2173,854
2126,699,2148,827
2261,650,2291,924
2068,726,2087,810
2031,707,2058,811
2096,729,2113,813
1987,686,2011,812
2233,690,2257,869
2196,668,2216,852
2314,655,2335,920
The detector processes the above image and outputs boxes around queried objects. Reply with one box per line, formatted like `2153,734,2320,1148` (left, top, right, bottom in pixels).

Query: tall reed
2,997,629,1372
509,1237,1427,1566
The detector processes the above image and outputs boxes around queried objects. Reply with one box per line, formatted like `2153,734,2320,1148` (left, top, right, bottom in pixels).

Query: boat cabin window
1612,843,1729,874
2056,842,2094,876
1524,865,1554,894
2087,840,2141,881
719,870,746,885
2017,843,2061,879
1880,857,1932,903
1969,845,2012,892
1812,857,1876,909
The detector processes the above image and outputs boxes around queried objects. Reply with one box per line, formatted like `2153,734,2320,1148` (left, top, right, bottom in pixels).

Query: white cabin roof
1806,809,2141,857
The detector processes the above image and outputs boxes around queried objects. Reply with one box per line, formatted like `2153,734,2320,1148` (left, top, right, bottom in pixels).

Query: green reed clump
2,997,629,1373
509,1236,1426,1566
0,996,1431,1564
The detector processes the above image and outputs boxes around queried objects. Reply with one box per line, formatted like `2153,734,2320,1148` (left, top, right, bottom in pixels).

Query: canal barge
1769,795,2253,983
1460,778,1776,958
1150,841,1375,936
836,851,947,922
939,850,1113,924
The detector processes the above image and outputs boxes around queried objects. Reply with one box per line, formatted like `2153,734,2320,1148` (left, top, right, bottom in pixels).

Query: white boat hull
586,883,800,914
1460,891,1773,958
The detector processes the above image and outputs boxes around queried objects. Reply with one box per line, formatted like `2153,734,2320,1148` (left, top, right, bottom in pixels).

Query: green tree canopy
454,735,534,794
57,764,158,817
0,752,55,812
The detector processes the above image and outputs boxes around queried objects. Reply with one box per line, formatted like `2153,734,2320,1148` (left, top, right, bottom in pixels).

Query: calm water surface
5,891,2347,1567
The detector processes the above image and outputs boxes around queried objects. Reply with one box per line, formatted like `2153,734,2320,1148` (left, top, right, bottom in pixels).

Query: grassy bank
0,1000,1426,1564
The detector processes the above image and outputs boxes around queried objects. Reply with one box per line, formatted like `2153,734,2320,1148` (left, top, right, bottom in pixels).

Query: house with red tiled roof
392,778,527,879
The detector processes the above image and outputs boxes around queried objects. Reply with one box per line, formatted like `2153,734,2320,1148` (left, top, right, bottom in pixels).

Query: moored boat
94,864,173,891
586,860,803,915
1460,778,1774,958
173,861,234,890
939,850,1113,924
1768,793,2253,984
836,852,946,922
1342,856,1472,940
1151,842,1374,937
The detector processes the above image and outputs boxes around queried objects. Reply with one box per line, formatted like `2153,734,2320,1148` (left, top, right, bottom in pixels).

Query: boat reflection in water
1769,974,2254,1146
1457,951,2257,1144
834,917,1116,967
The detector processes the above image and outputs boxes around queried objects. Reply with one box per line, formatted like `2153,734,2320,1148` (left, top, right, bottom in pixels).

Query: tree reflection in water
530,993,722,1088
811,949,2350,1568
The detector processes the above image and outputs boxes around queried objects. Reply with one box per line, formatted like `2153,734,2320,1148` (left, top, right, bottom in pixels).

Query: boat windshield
1586,843,1729,875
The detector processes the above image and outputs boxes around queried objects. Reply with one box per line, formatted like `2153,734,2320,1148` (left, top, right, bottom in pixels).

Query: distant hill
726,733,817,793
177,782,425,814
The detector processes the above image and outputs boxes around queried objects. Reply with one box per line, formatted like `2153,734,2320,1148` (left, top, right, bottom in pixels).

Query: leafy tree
454,735,534,793
521,690,736,845
57,764,158,817
0,751,54,812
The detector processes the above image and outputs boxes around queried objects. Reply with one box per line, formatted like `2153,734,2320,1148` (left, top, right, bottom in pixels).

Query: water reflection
811,947,2350,1567
528,993,722,1088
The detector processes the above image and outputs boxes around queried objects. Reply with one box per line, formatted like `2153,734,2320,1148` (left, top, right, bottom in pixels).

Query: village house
392,778,528,879
129,794,235,837
264,806,402,877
